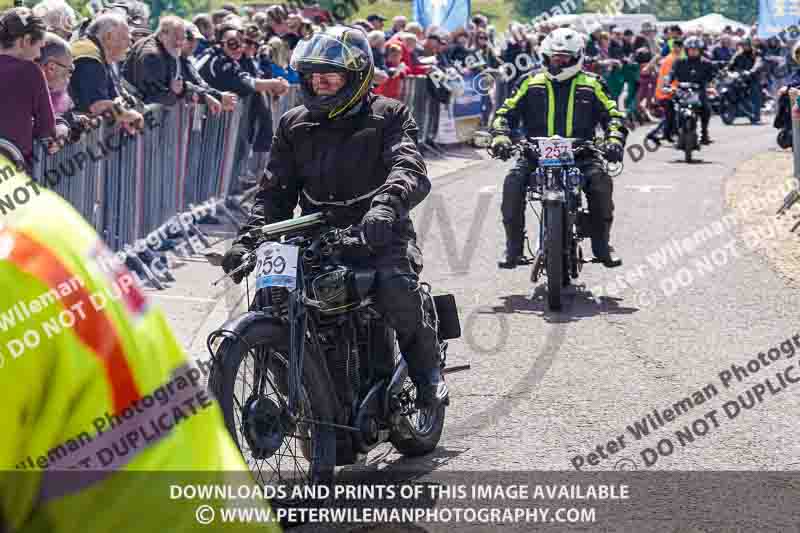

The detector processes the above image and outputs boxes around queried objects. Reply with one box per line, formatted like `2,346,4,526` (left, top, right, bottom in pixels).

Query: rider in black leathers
669,36,715,144
728,37,765,124
220,26,448,409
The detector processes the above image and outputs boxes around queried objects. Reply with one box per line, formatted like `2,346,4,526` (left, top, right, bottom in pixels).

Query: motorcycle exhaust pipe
443,364,471,374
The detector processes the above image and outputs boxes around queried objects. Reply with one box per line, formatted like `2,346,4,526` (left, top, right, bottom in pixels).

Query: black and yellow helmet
290,25,374,119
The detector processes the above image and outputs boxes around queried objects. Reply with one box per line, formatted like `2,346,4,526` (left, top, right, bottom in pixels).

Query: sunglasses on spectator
477,36,488,40
225,39,242,50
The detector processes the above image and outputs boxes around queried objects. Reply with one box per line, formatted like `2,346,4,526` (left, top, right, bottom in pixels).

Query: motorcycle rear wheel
389,377,446,457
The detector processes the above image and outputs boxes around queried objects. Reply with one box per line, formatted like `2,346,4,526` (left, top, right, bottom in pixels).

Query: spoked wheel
209,321,338,514
389,371,446,457
544,203,564,311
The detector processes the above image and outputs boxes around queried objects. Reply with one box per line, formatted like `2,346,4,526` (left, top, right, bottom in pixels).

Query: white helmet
540,27,585,82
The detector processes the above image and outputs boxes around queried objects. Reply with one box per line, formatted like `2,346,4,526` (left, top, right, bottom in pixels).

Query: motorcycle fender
208,311,344,419
210,310,282,351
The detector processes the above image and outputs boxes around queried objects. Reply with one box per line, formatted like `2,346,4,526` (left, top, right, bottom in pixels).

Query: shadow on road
340,445,470,484
485,284,639,323
667,158,716,165
287,447,470,532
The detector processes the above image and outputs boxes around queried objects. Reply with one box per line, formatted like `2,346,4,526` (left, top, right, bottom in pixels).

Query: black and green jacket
491,71,627,145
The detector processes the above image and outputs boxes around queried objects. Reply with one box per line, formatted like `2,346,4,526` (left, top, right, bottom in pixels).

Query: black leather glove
361,204,397,249
221,243,252,284
490,135,513,160
605,141,624,163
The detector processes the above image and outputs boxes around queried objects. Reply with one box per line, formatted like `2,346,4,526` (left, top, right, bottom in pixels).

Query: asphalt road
146,118,800,530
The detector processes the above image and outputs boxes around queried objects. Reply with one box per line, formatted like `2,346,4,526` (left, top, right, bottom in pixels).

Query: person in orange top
647,38,683,144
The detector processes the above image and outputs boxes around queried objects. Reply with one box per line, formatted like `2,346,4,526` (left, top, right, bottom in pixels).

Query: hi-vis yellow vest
0,155,280,532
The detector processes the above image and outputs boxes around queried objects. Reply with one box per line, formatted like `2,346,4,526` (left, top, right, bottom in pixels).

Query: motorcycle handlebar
509,137,598,157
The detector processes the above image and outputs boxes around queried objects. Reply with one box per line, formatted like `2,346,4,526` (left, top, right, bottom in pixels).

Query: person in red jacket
385,31,430,76
373,43,407,100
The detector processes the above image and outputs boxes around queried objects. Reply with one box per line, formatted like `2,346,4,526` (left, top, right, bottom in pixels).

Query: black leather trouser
343,238,440,381
500,155,614,257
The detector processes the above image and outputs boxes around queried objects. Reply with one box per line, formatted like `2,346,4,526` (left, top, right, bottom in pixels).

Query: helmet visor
290,32,371,72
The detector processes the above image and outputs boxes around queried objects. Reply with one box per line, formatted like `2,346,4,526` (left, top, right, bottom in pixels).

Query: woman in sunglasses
196,23,288,99
0,8,55,167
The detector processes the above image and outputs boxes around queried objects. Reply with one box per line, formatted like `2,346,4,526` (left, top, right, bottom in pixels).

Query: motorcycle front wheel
209,321,338,512
545,203,564,311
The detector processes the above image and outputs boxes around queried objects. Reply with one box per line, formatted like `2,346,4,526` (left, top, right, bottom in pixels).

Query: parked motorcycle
491,136,618,310
206,212,467,510
673,82,704,163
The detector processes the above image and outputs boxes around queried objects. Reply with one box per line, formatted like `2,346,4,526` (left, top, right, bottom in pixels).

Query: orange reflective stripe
3,229,140,413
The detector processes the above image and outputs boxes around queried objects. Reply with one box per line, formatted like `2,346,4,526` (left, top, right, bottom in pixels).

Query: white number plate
538,139,574,167
254,242,299,290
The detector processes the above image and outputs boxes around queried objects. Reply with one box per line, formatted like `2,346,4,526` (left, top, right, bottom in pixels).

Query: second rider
490,28,627,270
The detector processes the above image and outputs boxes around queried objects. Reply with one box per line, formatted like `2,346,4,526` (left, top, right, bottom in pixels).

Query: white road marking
624,185,675,193
147,293,216,303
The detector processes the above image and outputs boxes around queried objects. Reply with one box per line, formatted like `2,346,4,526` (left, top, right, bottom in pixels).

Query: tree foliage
512,0,758,24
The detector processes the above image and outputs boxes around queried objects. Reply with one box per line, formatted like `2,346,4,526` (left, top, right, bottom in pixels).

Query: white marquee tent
680,13,750,33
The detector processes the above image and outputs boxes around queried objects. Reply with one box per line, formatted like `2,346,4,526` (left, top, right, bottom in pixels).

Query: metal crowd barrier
30,97,253,287
28,80,445,288
398,76,440,150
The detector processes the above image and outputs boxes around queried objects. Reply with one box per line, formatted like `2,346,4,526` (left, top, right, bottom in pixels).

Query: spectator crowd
0,0,796,169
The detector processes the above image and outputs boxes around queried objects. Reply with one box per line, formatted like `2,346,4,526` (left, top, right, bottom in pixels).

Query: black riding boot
498,224,525,269
591,220,622,268
412,366,450,409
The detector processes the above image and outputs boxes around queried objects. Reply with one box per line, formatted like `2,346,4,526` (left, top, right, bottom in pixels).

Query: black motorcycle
492,136,619,310
673,82,704,163
206,212,466,508
717,70,758,125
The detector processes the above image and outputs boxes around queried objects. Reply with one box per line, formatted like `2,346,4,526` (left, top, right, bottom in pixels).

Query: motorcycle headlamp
311,267,353,311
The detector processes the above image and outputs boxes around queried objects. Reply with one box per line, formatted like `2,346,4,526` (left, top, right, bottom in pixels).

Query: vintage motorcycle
489,136,619,310
205,212,466,510
673,82,704,163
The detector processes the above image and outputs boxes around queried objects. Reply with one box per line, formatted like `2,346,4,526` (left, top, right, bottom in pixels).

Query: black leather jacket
236,95,430,252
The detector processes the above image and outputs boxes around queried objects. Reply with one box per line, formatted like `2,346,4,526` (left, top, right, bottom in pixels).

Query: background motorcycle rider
728,37,765,124
489,28,627,270
668,36,715,145
221,26,448,409
646,39,683,145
